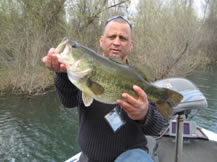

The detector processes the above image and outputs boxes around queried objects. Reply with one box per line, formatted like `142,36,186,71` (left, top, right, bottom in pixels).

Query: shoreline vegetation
0,0,216,96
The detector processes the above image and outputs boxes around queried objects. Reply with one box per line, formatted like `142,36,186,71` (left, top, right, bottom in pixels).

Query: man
42,16,165,162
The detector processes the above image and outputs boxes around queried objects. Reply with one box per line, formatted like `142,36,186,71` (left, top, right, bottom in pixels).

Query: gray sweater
54,72,166,162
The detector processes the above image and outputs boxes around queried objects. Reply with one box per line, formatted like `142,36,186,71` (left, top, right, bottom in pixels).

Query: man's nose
113,37,121,46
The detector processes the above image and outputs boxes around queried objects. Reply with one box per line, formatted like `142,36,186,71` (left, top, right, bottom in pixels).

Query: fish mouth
55,38,69,54
55,38,79,54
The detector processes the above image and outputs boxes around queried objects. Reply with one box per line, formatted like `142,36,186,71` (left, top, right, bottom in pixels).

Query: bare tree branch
80,0,129,30
161,42,189,78
105,0,129,10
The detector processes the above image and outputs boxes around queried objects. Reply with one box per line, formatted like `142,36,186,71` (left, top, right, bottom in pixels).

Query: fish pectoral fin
86,79,104,95
82,92,93,107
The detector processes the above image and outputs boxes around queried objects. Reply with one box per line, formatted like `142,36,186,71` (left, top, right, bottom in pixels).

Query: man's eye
109,36,116,40
120,36,127,41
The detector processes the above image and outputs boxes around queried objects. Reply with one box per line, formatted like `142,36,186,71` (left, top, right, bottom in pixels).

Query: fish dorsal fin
130,63,156,82
109,56,155,82
82,92,93,107
86,79,104,95
108,56,125,64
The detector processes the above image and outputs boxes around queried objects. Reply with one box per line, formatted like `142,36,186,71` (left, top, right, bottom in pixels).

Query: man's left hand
116,85,149,121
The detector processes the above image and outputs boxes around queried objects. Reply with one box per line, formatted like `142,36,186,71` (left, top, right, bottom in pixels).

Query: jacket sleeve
139,100,167,136
54,72,80,108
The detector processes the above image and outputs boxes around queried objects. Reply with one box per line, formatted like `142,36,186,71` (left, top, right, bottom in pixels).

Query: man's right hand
42,48,66,72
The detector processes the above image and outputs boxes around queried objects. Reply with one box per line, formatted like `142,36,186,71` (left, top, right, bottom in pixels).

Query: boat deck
151,136,217,162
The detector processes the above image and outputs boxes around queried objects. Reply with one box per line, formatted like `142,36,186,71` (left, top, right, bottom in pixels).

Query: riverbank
0,67,54,96
0,63,213,96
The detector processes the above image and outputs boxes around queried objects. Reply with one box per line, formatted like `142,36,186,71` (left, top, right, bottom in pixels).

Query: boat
65,77,217,162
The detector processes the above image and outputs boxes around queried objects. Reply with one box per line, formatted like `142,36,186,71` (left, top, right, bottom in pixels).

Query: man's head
100,16,133,62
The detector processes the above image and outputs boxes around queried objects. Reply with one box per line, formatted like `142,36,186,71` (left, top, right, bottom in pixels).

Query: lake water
0,67,217,162
0,92,80,162
187,66,217,132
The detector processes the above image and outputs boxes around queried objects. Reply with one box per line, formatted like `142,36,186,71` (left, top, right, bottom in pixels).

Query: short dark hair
105,16,132,30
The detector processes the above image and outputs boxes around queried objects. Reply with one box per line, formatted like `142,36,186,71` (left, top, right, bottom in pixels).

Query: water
0,92,80,162
187,66,217,133
0,67,217,162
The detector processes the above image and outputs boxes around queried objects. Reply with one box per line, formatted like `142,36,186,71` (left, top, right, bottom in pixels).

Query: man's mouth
111,49,121,54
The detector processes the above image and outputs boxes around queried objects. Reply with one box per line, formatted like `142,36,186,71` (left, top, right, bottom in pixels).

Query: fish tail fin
155,89,183,119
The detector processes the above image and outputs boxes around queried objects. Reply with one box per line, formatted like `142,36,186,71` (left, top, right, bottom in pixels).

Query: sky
128,0,204,18
194,0,204,18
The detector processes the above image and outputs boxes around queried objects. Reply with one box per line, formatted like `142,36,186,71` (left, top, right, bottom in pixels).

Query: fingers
42,48,66,72
117,96,148,120
116,96,136,113
42,48,55,70
119,85,148,107
133,85,147,102
116,85,149,121
59,63,67,72
48,48,56,54
50,54,60,71
122,93,139,108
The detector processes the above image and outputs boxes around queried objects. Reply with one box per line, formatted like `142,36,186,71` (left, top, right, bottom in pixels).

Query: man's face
100,21,133,60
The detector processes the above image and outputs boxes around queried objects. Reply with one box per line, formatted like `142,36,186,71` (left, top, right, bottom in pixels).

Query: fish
54,38,183,119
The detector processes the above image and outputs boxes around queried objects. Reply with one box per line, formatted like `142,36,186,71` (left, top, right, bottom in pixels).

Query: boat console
153,77,208,137
152,77,209,162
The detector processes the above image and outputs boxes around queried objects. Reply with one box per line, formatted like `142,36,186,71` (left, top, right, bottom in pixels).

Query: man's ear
99,35,104,48
130,40,133,51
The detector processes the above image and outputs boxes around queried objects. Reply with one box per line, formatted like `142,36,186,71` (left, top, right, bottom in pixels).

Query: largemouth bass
55,38,183,119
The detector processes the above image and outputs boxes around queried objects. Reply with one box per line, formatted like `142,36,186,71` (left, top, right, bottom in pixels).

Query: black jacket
54,72,166,162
